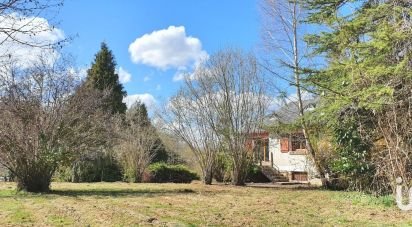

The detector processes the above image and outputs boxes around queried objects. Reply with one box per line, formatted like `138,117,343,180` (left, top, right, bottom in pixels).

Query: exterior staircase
260,165,289,183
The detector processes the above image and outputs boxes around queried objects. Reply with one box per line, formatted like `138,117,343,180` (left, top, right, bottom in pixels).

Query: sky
55,0,261,110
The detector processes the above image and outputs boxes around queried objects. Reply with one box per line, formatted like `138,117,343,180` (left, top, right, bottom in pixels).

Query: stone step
260,166,289,183
276,181,307,185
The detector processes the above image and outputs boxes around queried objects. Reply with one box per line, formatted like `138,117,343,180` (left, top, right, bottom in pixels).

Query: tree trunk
16,173,52,193
71,162,80,183
231,163,247,186
291,0,326,183
203,172,213,185
203,166,213,185
295,76,326,180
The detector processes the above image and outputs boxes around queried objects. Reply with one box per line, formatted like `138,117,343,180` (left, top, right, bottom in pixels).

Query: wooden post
271,152,274,168
263,143,266,162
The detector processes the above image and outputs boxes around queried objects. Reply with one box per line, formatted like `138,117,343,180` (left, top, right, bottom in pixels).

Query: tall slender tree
260,0,326,180
86,42,127,114
70,42,127,182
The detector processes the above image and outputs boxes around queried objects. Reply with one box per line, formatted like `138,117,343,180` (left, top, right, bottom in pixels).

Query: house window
280,133,306,152
280,138,289,152
291,133,306,151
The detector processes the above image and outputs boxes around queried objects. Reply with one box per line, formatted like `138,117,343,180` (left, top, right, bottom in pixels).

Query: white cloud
78,68,88,80
0,13,65,68
123,93,157,110
117,67,132,84
172,65,207,82
172,71,186,82
128,26,208,70
267,96,282,112
284,91,314,104
173,67,200,82
69,67,88,81
266,91,315,112
143,75,151,82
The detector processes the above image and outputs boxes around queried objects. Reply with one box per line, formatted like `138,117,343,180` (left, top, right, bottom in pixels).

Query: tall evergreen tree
70,42,126,183
86,42,127,114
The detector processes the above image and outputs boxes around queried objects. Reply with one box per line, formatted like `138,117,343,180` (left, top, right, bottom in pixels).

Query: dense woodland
0,0,411,197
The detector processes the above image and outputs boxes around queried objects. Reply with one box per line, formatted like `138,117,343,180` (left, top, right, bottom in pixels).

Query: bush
214,157,270,183
143,163,199,183
213,152,232,182
331,117,379,193
326,177,350,191
72,157,122,182
55,154,122,183
245,164,271,183
54,166,72,182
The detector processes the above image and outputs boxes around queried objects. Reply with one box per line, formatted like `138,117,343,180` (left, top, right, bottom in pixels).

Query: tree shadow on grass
245,183,322,191
49,188,197,198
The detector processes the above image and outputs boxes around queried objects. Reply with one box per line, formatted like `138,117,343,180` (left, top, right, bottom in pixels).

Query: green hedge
54,156,122,183
144,163,199,183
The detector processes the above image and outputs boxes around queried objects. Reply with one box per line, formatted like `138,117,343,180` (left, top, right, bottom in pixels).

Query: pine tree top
86,42,127,114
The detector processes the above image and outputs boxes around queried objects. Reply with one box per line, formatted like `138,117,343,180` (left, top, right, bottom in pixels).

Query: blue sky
56,0,261,109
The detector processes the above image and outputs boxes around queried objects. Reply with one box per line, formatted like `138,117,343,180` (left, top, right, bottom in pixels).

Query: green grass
335,191,395,208
0,182,410,226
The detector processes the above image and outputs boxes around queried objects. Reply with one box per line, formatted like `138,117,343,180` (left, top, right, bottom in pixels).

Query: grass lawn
0,182,410,226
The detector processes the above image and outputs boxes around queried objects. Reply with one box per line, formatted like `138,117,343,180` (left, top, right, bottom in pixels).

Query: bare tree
260,0,326,180
163,87,221,185
205,50,267,185
373,80,412,193
0,0,64,45
0,0,67,66
114,101,160,183
0,55,112,192
163,49,267,185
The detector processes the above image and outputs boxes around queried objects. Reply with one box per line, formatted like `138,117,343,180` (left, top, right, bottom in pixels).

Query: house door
253,139,269,163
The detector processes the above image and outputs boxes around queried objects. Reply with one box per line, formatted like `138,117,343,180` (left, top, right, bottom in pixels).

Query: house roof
265,98,318,125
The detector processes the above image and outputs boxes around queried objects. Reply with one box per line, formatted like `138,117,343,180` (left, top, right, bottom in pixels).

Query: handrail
271,164,281,173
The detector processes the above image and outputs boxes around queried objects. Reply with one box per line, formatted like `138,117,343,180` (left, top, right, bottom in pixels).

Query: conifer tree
127,100,169,163
72,42,126,183
305,0,412,193
86,42,127,114
128,100,150,127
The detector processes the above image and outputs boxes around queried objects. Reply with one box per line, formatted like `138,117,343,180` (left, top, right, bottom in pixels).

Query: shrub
213,152,232,182
245,164,271,183
214,158,270,183
57,154,123,183
54,166,72,182
331,118,379,193
144,163,199,183
326,177,350,191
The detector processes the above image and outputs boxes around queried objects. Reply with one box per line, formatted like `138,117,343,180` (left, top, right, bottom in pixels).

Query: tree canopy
86,42,127,114
305,0,412,193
